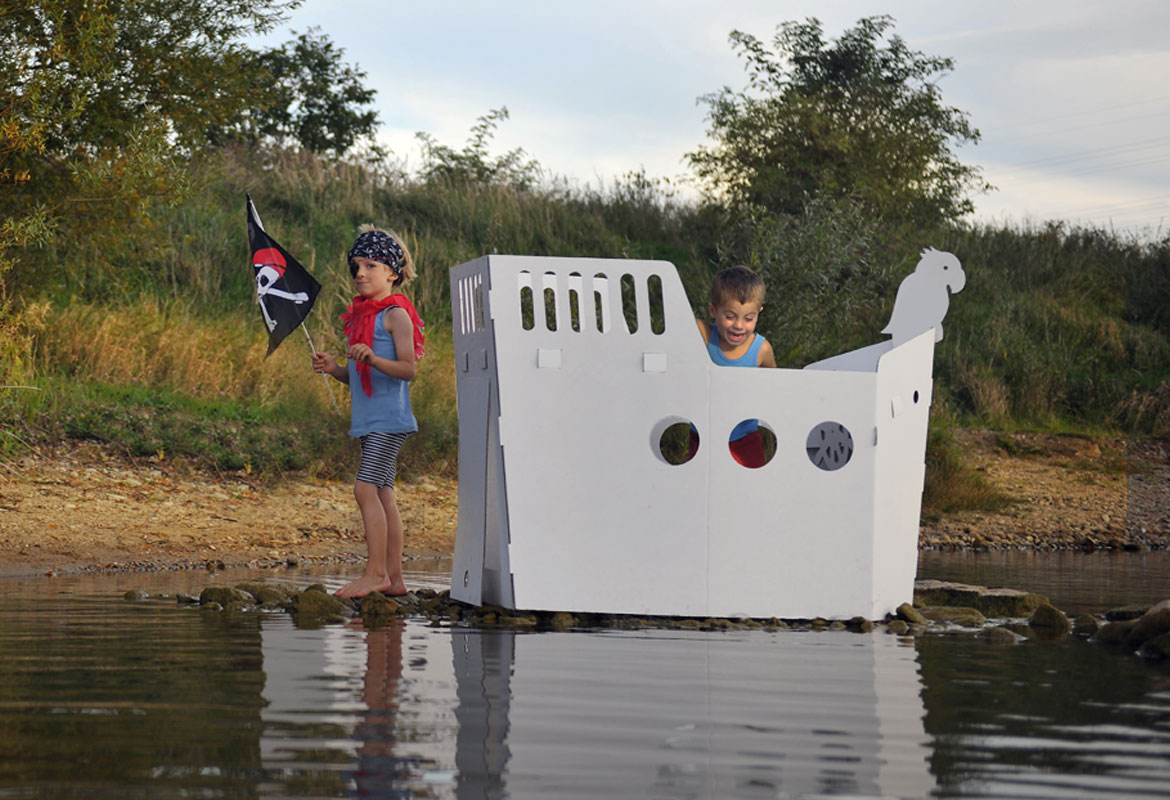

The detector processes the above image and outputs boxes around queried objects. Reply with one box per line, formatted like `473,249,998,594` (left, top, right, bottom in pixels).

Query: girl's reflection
350,620,409,797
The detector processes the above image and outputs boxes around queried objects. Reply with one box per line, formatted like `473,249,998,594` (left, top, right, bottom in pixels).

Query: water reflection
2,559,1168,798
452,630,511,799
918,635,1170,798
256,616,934,798
918,550,1170,616
340,620,411,795
0,586,267,798
446,628,934,799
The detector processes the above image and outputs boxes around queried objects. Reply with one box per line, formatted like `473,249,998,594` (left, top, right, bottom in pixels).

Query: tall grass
4,145,1169,486
933,223,1170,433
35,298,302,401
8,293,458,476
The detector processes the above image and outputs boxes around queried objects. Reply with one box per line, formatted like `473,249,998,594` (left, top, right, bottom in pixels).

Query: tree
735,196,895,365
416,107,543,190
1,0,295,159
0,1,385,303
218,27,380,156
1,0,299,292
687,16,990,227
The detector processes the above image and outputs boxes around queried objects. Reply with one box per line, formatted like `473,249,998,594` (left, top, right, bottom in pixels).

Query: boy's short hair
710,265,765,307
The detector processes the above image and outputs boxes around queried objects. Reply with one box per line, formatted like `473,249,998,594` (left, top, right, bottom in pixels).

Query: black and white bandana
347,230,405,276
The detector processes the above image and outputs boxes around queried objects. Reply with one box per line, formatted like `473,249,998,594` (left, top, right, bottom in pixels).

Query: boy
696,265,776,466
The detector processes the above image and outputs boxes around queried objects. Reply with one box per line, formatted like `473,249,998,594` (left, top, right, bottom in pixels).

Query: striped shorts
356,431,410,488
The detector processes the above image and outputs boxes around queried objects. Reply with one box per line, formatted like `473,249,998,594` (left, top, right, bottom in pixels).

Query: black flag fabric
246,194,321,357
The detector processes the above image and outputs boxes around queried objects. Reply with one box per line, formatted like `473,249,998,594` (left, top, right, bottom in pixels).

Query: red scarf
342,294,426,397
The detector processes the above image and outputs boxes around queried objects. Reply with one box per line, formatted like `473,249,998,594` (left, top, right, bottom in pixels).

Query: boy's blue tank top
348,308,418,437
707,324,766,440
706,325,766,367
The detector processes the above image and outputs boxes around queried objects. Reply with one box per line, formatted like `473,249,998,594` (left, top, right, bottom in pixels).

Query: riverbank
1,431,1167,578
0,440,458,578
919,431,1169,552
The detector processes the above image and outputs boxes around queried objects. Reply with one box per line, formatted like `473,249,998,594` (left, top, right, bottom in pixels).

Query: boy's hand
312,351,338,373
347,343,375,365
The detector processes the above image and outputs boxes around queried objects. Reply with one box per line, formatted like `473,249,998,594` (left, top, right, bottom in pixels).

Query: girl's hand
312,351,339,373
347,343,375,365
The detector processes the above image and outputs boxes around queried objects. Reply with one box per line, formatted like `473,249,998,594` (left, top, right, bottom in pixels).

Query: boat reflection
259,616,933,798
449,627,934,799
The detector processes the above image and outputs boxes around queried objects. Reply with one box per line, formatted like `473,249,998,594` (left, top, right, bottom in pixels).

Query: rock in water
199,586,254,609
1073,615,1101,637
896,603,927,624
1137,632,1170,661
920,606,986,627
1028,603,1071,636
360,592,400,624
1126,600,1170,650
291,588,354,625
914,580,1047,617
981,626,1023,645
1091,619,1137,647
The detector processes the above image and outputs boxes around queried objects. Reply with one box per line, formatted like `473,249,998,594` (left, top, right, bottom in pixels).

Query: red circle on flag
254,247,286,268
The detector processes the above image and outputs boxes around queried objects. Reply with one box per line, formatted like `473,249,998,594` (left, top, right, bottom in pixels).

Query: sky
250,0,1170,239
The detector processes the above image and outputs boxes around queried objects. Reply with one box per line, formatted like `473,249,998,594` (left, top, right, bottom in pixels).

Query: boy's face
351,257,397,300
709,298,763,350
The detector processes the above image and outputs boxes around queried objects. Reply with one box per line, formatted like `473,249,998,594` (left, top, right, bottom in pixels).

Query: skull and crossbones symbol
254,247,310,332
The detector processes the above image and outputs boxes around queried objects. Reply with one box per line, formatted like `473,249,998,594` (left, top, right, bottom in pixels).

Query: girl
312,226,425,598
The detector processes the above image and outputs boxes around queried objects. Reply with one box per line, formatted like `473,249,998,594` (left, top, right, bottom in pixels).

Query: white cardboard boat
448,250,963,619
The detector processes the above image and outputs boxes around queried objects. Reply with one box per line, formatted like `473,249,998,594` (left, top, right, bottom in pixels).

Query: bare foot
335,573,408,599
383,575,408,597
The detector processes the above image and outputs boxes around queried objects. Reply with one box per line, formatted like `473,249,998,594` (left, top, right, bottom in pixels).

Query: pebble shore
120,578,1170,664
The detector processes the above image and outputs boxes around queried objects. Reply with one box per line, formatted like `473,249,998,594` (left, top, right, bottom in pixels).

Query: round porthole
728,419,776,469
806,422,854,471
653,418,699,465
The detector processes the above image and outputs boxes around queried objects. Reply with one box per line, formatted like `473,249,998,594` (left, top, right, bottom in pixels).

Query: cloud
974,159,1170,234
251,0,1170,233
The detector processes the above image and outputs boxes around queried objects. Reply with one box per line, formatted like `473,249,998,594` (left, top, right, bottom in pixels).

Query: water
0,555,1166,798
918,550,1170,616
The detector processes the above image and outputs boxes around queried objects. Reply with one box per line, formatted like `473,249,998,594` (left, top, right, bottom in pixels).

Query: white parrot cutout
882,247,966,345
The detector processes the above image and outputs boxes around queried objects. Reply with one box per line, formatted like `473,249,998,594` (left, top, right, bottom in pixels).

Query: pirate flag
246,194,321,357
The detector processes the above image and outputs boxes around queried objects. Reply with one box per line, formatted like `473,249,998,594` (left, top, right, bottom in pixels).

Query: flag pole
303,326,341,416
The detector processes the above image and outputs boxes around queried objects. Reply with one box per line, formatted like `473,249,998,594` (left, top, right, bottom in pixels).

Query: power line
1059,153,1170,179
978,110,1170,157
1019,91,1170,127
987,94,1170,144
991,152,1170,183
1073,194,1170,213
1002,136,1167,170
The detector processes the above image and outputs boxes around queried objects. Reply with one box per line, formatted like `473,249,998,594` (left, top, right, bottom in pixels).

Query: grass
3,296,458,481
932,223,1170,432
921,425,1017,521
46,379,338,473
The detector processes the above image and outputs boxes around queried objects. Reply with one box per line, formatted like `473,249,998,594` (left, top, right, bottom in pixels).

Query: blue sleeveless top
348,308,418,437
706,325,766,367
707,324,766,440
